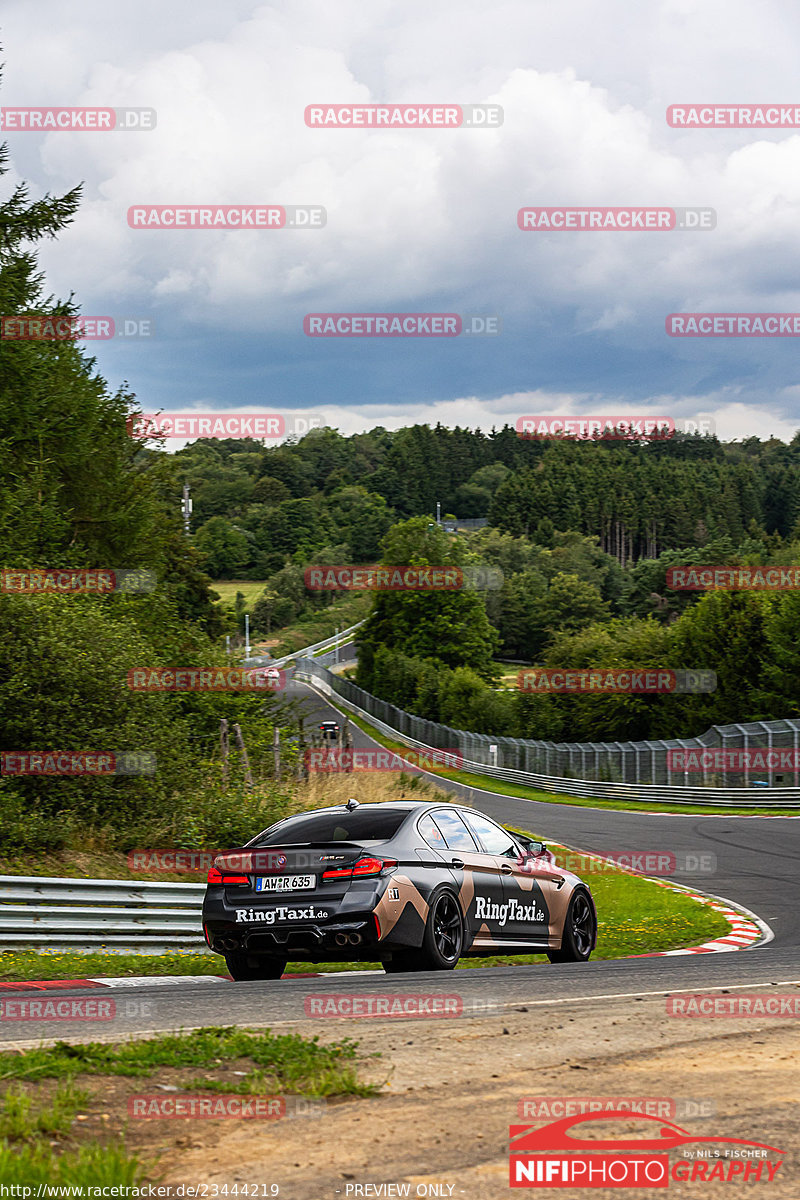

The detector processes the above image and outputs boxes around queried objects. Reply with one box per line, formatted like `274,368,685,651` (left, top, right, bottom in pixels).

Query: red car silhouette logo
510,1111,783,1155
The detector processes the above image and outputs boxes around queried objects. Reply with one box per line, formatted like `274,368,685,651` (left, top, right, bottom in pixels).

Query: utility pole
181,484,192,537
335,626,339,665
245,613,251,659
436,501,441,525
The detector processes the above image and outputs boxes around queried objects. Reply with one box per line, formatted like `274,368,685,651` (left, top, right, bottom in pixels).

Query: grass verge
0,1026,374,1187
0,1025,373,1095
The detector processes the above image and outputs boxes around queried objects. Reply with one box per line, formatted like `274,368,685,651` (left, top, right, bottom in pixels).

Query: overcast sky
4,0,800,443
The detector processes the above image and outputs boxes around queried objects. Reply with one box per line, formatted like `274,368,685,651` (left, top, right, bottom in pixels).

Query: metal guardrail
243,620,365,670
296,662,800,808
0,876,206,953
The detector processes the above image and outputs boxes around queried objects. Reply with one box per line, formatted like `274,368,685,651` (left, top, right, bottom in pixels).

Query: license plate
255,875,316,892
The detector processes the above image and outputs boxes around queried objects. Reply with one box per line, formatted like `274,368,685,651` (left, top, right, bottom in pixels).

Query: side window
431,808,479,852
418,814,447,850
462,812,520,858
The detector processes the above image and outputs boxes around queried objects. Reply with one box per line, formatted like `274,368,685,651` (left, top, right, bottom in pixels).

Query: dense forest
173,423,800,578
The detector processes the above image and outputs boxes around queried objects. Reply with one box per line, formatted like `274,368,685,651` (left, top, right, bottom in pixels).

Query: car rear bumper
202,910,381,959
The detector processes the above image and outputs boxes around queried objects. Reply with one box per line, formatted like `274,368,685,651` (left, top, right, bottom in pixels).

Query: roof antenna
345,797,360,811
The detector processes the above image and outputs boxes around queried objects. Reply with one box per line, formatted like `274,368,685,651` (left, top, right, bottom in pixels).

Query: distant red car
510,1112,783,1155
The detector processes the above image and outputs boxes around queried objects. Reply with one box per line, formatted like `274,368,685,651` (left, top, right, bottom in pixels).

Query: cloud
3,0,800,425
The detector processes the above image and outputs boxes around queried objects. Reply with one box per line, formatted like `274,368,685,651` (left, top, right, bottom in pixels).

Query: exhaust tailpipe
348,932,362,946
334,933,349,947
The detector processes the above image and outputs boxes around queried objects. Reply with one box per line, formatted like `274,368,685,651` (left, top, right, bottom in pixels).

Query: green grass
0,1080,89,1141
0,1141,144,1188
0,949,381,981
0,1026,373,1097
342,708,800,816
0,1028,374,1188
209,579,269,609
0,1084,143,1189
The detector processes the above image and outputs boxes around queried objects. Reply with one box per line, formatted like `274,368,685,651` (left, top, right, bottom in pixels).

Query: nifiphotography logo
509,1111,784,1188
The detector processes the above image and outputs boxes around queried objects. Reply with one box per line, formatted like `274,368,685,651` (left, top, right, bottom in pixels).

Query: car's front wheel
382,889,464,972
547,889,595,963
225,952,287,981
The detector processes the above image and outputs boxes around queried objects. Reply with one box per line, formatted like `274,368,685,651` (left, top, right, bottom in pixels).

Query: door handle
501,863,514,874
450,858,464,869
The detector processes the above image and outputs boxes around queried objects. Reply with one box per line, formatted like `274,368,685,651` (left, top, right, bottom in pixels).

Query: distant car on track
202,799,597,980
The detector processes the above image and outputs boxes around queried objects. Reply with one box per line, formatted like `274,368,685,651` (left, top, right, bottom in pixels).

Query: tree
356,517,499,683
537,573,611,642
326,486,394,561
193,517,250,578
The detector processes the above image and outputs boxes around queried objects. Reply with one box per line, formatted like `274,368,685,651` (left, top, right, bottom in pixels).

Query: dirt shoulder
154,992,799,1199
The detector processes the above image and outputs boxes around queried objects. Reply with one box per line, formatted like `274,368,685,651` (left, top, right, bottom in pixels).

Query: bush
0,594,301,850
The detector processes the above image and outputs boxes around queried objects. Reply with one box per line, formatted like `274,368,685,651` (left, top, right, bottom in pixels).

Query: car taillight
207,866,249,885
322,856,397,881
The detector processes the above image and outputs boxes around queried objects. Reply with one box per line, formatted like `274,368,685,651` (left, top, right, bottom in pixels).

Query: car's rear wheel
225,952,287,981
382,889,464,972
547,890,595,963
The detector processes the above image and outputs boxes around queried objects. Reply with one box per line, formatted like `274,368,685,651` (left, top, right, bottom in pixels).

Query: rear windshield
252,807,409,846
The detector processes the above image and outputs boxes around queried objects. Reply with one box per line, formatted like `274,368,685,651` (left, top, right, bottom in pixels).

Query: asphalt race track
2,671,799,1050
